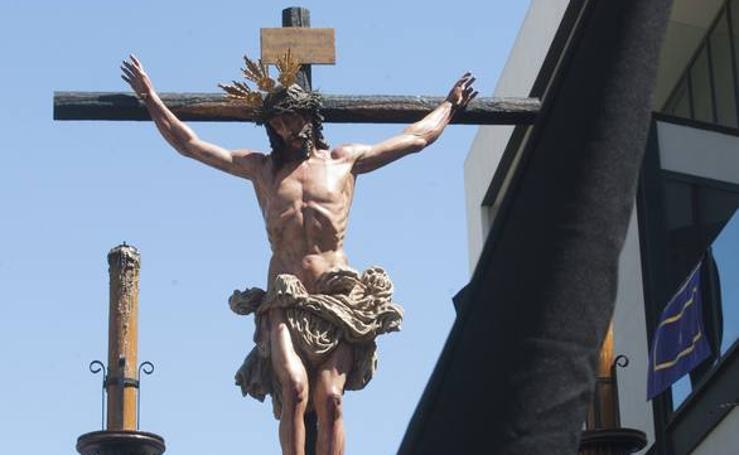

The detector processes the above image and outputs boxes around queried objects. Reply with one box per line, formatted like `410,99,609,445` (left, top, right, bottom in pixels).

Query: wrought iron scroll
610,354,630,426
87,359,156,430
88,360,107,430
137,361,155,430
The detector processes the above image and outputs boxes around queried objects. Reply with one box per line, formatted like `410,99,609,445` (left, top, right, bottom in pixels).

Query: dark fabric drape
399,0,673,453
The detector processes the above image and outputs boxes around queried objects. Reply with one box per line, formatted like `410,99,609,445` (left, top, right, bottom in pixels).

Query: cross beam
52,6,540,126
53,92,540,125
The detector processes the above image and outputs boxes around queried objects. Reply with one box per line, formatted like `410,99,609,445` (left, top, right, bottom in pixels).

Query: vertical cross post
106,243,141,431
281,8,316,454
282,7,312,90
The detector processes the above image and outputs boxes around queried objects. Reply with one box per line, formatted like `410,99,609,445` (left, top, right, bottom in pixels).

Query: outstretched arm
120,55,265,180
349,73,477,174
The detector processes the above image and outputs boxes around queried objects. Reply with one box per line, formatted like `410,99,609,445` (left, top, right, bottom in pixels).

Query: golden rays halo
218,50,302,112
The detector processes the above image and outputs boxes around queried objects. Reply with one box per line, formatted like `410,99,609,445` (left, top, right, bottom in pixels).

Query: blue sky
0,1,532,454
4,1,736,453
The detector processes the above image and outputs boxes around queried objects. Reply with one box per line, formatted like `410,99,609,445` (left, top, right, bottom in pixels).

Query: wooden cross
53,7,539,455
53,7,539,125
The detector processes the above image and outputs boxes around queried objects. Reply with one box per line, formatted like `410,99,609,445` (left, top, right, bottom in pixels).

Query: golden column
106,243,140,430
77,243,165,455
586,322,618,429
579,321,646,455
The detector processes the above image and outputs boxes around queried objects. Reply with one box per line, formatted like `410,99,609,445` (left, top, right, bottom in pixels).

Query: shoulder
233,149,269,166
233,148,268,160
330,143,370,163
232,149,269,179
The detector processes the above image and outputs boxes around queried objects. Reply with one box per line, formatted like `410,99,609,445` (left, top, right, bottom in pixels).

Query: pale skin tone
121,54,476,455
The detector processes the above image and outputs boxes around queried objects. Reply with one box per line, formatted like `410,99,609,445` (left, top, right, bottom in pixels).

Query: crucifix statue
55,7,539,455
121,54,475,455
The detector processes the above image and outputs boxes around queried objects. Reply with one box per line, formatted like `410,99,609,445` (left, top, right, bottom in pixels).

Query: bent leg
313,343,353,455
270,309,310,455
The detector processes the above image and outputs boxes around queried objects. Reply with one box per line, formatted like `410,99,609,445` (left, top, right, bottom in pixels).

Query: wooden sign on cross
53,7,540,125
261,28,335,66
260,7,335,90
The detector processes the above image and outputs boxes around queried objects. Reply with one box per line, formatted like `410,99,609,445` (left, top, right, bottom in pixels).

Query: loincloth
229,266,404,418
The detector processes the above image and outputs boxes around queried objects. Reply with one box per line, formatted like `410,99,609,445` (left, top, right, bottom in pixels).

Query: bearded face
268,113,313,155
265,113,316,172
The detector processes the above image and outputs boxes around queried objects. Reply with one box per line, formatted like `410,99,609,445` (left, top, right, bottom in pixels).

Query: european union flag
647,260,712,399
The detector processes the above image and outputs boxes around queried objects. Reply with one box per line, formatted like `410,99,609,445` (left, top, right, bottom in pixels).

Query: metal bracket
103,376,140,388
88,360,107,430
87,359,156,430
137,361,155,430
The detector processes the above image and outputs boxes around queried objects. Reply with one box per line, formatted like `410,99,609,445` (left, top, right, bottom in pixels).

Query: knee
282,378,308,410
318,390,343,423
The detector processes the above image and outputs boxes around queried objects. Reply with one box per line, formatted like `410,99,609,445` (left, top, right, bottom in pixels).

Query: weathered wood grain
53,92,540,125
261,28,336,64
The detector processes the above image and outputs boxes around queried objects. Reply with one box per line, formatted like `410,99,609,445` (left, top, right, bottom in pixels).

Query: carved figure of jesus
121,54,476,455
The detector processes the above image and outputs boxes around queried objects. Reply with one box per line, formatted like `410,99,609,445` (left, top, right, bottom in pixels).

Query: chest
260,158,354,207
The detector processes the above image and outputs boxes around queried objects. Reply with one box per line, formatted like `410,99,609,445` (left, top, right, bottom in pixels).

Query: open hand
447,72,478,110
121,54,154,100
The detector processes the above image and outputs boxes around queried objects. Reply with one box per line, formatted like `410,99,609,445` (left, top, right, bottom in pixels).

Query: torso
252,148,356,292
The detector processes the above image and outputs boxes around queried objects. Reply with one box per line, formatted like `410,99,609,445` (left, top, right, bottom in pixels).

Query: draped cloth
229,267,404,418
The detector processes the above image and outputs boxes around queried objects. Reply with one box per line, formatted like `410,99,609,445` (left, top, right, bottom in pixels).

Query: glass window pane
691,45,715,123
696,184,739,236
710,11,738,128
671,375,691,410
711,210,739,354
663,179,694,231
664,76,692,118
730,0,739,105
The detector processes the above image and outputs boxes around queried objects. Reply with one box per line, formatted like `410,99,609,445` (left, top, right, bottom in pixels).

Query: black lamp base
579,428,647,455
77,430,166,455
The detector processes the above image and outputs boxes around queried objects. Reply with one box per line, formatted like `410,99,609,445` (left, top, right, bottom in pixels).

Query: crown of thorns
218,50,322,124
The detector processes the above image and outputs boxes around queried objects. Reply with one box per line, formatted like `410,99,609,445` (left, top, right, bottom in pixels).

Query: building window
640,119,739,453
664,76,692,119
690,45,715,123
660,176,739,408
710,10,738,127
662,0,739,129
